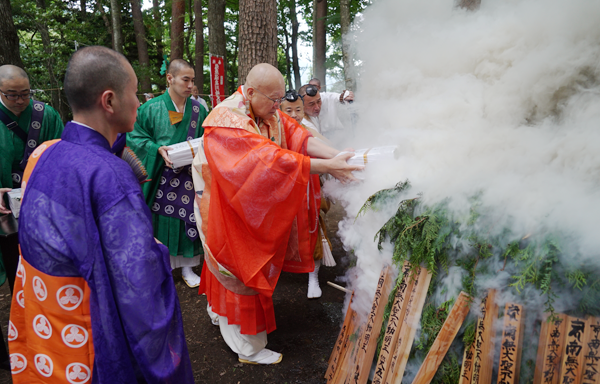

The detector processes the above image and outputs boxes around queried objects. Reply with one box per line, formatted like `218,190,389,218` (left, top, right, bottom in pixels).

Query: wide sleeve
96,194,193,384
203,126,311,296
279,111,311,154
127,109,165,202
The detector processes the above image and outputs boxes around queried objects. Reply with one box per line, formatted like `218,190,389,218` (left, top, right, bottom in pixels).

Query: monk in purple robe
8,46,193,383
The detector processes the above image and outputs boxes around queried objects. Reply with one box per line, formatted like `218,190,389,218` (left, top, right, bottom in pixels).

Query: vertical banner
209,54,225,108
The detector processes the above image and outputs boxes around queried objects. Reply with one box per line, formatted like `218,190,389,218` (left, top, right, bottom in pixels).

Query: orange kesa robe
195,87,320,335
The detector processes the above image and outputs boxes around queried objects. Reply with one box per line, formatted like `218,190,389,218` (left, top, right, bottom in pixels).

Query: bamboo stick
534,313,568,384
497,303,525,384
581,317,600,384
559,316,589,384
386,266,433,384
533,315,550,384
349,265,394,384
325,292,355,381
459,342,476,384
471,289,499,384
411,291,472,384
372,262,415,384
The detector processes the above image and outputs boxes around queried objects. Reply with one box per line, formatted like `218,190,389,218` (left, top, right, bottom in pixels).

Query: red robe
196,87,320,335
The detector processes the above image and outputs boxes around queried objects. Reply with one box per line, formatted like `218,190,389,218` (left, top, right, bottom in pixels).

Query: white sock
307,260,322,299
181,266,200,287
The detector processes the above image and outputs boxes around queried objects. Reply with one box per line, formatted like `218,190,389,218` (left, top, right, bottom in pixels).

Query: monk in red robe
191,64,361,364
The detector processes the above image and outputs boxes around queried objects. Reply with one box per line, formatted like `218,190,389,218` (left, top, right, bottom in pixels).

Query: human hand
158,146,174,168
327,153,364,184
0,188,12,215
341,147,355,153
343,91,354,102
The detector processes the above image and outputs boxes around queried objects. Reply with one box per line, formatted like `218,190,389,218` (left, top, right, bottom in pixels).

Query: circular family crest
57,285,84,311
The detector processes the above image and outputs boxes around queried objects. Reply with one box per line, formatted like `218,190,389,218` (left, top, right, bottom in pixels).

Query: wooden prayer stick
496,303,525,384
581,316,600,384
471,289,499,384
327,281,353,294
350,265,394,384
534,313,568,384
459,342,475,384
559,316,589,384
325,292,355,381
533,315,550,384
330,312,360,384
372,262,415,384
411,291,472,384
386,266,434,384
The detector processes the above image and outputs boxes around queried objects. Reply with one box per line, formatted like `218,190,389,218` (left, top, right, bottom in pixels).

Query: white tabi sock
307,259,322,299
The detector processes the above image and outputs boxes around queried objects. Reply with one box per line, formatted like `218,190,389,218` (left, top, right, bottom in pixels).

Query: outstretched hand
328,153,364,184
0,188,12,215
158,146,174,168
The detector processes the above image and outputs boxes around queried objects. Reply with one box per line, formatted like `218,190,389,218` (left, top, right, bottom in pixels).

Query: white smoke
327,0,600,310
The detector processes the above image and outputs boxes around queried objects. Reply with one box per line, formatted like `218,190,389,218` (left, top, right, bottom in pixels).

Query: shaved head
64,46,131,112
168,59,194,77
0,65,28,88
245,63,285,91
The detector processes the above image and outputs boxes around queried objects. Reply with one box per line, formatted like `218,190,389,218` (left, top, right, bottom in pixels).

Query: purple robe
17,122,194,384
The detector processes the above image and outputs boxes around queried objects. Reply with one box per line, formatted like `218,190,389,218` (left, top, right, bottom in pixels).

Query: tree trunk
313,0,327,90
97,0,113,42
459,0,481,11
184,0,193,63
282,31,292,89
80,0,86,18
208,0,228,90
109,0,123,53
171,0,185,60
194,0,204,93
289,0,301,89
152,0,163,62
238,0,277,85
340,0,355,91
35,0,63,118
131,0,151,92
0,0,24,67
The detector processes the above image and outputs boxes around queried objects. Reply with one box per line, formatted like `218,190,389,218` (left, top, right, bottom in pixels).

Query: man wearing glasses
192,63,362,365
0,64,63,286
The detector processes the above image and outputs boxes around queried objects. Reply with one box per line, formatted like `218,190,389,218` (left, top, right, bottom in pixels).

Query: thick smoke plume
325,0,600,377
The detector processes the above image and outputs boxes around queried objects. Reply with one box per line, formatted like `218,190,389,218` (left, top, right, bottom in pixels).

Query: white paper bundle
339,146,399,166
8,188,22,218
167,138,202,169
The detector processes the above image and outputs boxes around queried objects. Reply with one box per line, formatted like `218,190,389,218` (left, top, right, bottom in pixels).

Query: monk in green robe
0,64,64,286
127,59,208,287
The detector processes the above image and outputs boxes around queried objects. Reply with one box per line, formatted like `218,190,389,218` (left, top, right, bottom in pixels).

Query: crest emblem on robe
170,178,180,187
167,192,177,201
156,189,163,199
57,285,84,311
165,205,175,215
17,263,26,286
32,121,41,130
185,181,193,190
33,314,52,339
8,320,17,341
34,354,54,377
10,353,27,374
66,362,91,384
31,143,48,158
187,228,197,238
34,103,44,111
179,208,187,218
193,105,199,113
61,324,89,348
16,290,25,308
33,276,48,301
152,203,160,211
28,139,37,148
181,195,190,205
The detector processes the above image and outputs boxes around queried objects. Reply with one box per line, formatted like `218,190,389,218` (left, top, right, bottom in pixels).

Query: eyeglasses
0,90,34,101
254,88,285,107
284,90,303,103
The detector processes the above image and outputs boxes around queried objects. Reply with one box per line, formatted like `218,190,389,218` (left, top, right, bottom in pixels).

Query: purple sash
6,100,45,186
151,99,201,241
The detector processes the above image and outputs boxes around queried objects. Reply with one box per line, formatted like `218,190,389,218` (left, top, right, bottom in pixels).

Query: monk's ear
166,73,173,86
100,89,116,114
246,86,254,100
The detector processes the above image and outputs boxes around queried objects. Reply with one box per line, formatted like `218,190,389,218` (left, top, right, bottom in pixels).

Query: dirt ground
0,203,351,384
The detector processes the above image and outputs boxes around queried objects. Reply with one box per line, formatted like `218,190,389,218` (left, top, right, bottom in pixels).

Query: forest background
0,0,369,122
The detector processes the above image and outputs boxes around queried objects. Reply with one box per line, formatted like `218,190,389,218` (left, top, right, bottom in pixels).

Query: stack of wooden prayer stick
326,260,600,383
325,262,471,384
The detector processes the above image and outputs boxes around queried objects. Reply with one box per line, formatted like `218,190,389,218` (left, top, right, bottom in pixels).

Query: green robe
0,99,64,286
127,92,207,258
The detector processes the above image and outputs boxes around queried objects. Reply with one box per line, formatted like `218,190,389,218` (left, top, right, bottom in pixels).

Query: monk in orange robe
191,63,361,365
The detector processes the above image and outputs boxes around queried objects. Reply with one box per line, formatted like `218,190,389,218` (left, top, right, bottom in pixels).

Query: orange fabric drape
199,88,319,334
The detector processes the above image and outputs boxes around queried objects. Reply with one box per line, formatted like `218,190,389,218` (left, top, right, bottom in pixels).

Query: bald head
64,46,132,112
168,59,194,77
245,63,285,91
0,65,28,88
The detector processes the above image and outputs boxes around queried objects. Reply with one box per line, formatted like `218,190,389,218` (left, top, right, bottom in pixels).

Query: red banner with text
210,55,226,108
